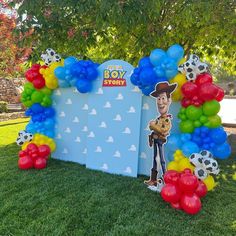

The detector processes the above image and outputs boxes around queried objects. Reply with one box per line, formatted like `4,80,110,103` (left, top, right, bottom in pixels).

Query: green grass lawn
0,118,236,235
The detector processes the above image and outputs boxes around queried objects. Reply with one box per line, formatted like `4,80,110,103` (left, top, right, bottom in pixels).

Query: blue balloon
69,78,78,87
64,56,77,67
75,79,92,93
26,122,36,134
44,118,55,129
153,66,165,78
182,141,199,157
31,103,44,113
165,69,178,79
181,133,191,142
44,130,55,138
86,66,98,80
167,44,184,62
44,107,55,117
210,127,227,144
130,73,140,86
165,58,178,70
139,57,152,68
157,77,168,83
212,142,231,159
150,49,166,66
58,80,70,88
54,66,66,80
139,67,158,86
141,85,155,96
70,62,83,77
134,68,141,74
167,134,183,152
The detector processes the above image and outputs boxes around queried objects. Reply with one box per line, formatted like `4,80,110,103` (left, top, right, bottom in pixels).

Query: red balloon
34,157,47,169
25,70,38,82
38,145,51,159
195,181,208,198
32,78,45,89
18,155,34,170
179,173,198,194
198,83,218,101
161,184,181,203
181,97,192,108
26,143,39,159
26,143,38,152
164,170,180,185
183,168,192,174
181,82,198,99
18,150,28,158
195,73,213,86
31,64,41,70
171,201,182,210
215,86,225,102
180,193,202,215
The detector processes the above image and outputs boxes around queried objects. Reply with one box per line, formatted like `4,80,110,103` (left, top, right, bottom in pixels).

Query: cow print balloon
178,54,209,81
41,48,61,66
16,130,33,146
189,150,219,180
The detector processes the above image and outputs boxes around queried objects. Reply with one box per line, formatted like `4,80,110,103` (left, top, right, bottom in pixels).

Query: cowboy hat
150,82,177,97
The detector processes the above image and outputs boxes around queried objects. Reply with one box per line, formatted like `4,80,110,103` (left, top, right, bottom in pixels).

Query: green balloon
41,95,52,107
203,100,220,116
178,113,186,121
41,87,52,96
25,88,34,95
23,100,33,107
31,91,43,103
200,115,208,124
205,115,222,128
194,120,202,127
180,120,194,133
186,105,202,121
24,82,34,90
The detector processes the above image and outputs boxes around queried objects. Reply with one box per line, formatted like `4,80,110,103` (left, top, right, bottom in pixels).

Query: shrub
0,102,7,113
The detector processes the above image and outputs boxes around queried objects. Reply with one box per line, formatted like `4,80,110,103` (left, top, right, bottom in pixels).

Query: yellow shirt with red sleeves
149,114,172,141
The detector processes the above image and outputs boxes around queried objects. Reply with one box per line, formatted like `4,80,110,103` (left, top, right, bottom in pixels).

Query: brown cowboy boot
144,169,157,186
148,135,153,147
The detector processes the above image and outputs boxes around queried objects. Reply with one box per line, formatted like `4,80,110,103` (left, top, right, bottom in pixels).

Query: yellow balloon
22,141,30,150
178,57,186,65
203,175,216,191
170,74,187,101
32,133,56,152
171,87,182,102
178,158,194,172
172,73,187,87
40,61,63,90
167,161,179,172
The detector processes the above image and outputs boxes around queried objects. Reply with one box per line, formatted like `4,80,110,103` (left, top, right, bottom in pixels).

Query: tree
11,0,236,78
0,1,32,78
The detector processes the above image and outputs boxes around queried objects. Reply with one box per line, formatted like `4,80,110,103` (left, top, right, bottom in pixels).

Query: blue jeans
152,139,166,177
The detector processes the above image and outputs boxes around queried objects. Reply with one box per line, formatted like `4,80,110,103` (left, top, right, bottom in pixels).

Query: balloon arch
16,45,231,215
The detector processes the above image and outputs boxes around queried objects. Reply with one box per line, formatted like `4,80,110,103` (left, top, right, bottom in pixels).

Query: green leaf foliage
13,0,236,78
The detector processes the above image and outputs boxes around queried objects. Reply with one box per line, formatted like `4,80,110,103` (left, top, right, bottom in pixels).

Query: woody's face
156,92,171,115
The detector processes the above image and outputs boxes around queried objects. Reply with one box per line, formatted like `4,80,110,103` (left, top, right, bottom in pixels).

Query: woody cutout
144,82,177,188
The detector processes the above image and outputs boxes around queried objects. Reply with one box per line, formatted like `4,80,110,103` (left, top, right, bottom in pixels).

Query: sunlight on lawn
0,118,29,146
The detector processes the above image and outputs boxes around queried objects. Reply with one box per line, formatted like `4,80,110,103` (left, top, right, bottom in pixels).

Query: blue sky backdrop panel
86,60,142,177
52,88,89,165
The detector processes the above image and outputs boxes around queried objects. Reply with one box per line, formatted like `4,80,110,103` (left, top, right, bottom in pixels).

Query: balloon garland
16,49,99,170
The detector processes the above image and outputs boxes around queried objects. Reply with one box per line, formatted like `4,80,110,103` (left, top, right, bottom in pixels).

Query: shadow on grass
0,120,29,127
